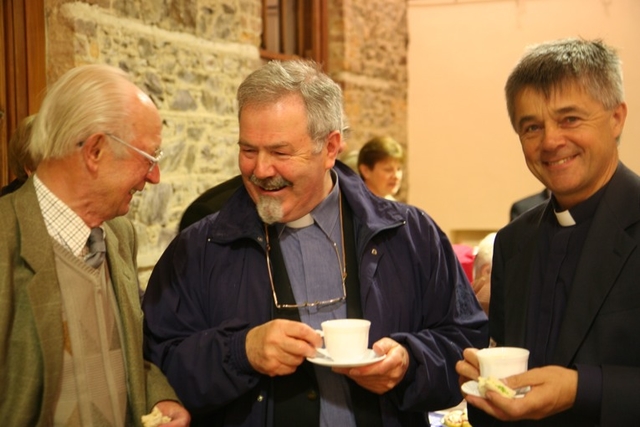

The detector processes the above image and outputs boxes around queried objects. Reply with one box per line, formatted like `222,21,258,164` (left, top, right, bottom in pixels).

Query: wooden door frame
1,0,46,188
260,0,328,68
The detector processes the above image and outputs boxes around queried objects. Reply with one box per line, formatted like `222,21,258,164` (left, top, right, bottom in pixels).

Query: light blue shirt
276,173,356,427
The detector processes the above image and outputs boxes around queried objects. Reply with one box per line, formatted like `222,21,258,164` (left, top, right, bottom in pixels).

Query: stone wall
43,0,407,286
329,0,408,200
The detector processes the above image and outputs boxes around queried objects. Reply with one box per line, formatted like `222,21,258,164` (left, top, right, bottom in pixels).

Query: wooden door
1,0,46,188
260,0,328,67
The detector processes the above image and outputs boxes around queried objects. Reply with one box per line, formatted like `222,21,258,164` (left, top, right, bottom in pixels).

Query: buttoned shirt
33,174,96,259
526,185,607,422
276,173,356,427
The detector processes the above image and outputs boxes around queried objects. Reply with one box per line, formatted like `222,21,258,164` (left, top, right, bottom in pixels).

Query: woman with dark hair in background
357,136,404,200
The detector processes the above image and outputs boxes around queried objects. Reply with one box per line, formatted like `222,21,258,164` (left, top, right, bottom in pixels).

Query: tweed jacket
0,178,178,426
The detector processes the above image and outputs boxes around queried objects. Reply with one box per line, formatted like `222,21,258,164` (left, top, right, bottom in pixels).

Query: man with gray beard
143,59,488,427
250,174,293,223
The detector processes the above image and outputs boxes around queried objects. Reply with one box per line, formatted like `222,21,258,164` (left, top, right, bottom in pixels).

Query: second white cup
476,346,529,379
319,318,371,362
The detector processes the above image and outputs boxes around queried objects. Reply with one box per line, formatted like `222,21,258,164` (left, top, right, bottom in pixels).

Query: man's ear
323,130,342,169
611,101,627,141
81,133,106,173
325,130,342,160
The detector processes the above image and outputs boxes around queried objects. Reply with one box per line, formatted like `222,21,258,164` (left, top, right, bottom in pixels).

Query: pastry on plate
442,408,471,427
141,406,171,427
477,376,516,398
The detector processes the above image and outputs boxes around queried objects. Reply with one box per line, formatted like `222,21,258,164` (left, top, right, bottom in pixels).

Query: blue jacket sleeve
361,208,489,412
142,224,266,414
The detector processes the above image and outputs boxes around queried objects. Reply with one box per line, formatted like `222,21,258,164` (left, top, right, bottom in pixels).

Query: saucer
307,348,385,368
461,380,528,399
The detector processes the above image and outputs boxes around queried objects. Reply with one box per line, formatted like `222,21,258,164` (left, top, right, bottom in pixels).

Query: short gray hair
236,60,344,151
505,38,624,130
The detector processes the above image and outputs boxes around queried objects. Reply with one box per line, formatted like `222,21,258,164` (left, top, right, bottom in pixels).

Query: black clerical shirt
525,185,607,422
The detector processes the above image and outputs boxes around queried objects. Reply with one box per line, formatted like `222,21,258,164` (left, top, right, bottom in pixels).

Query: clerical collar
286,214,314,228
554,209,576,227
552,182,608,228
282,170,340,231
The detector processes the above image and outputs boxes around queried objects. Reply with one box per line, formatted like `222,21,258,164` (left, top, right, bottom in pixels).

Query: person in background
357,135,404,200
0,114,37,196
471,232,496,315
509,189,550,221
0,64,190,426
457,38,639,426
452,243,475,283
142,59,487,427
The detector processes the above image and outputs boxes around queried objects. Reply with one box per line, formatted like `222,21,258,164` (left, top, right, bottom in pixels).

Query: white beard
256,195,284,224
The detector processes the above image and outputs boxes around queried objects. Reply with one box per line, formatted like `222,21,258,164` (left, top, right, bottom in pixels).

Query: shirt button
371,248,378,255
257,394,264,402
306,389,318,401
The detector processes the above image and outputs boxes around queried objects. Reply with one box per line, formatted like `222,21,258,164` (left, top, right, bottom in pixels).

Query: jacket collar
553,162,640,365
207,161,406,245
11,179,66,402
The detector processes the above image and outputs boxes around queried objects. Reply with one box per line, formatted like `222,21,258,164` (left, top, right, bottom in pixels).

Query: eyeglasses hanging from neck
263,193,347,310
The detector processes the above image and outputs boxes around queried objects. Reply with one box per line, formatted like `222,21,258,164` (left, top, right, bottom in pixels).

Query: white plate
461,380,528,399
307,348,386,368
461,380,482,397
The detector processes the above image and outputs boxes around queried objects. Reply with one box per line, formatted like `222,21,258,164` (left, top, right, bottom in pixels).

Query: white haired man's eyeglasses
106,133,163,174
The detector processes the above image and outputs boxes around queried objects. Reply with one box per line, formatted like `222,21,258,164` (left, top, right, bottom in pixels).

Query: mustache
249,175,292,190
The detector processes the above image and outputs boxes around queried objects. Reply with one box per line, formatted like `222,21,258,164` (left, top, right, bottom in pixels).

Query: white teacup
318,319,371,362
476,346,529,379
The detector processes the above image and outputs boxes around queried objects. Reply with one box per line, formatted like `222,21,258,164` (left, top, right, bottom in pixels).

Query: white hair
473,232,497,280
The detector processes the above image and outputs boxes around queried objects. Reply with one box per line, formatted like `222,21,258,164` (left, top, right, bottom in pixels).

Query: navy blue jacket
143,162,488,426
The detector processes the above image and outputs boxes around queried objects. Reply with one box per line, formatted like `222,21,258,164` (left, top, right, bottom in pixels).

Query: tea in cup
319,319,370,362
